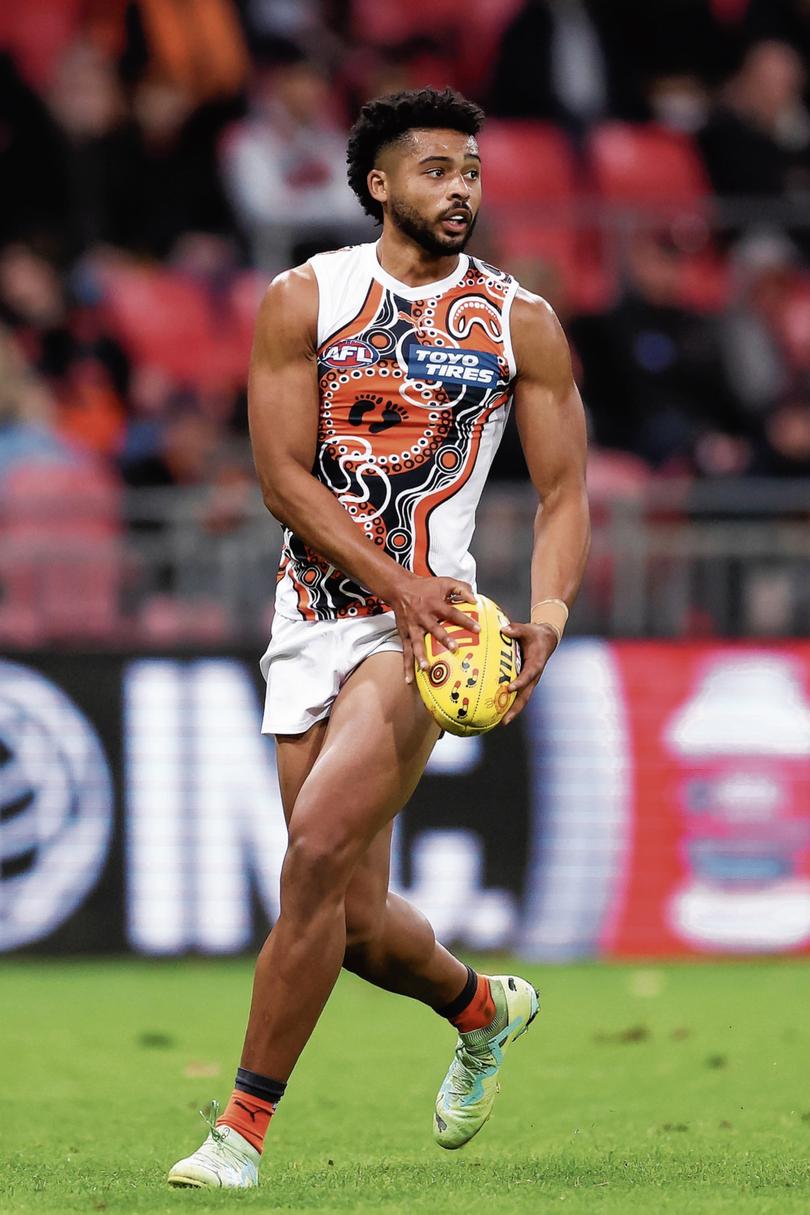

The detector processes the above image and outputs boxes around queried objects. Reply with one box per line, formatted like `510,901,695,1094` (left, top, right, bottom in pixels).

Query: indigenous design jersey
275,241,519,621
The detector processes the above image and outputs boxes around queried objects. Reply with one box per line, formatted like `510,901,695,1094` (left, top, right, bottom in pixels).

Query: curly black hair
346,87,485,222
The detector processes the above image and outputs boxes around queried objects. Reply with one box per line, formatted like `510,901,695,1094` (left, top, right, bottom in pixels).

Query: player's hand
388,574,478,683
499,621,559,725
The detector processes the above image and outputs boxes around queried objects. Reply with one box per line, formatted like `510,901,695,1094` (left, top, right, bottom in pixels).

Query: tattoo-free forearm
529,484,591,611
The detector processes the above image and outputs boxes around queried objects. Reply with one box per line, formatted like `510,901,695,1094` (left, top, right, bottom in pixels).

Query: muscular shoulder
510,287,572,390
261,262,318,320
255,263,319,355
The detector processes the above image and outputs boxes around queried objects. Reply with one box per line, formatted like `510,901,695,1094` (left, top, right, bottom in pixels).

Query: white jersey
274,240,519,621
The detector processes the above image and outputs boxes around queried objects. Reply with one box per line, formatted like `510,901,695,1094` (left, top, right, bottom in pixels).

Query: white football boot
167,1104,260,1188
433,974,540,1150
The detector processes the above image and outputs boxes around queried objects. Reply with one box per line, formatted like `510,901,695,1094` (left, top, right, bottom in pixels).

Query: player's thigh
287,650,439,864
275,720,328,827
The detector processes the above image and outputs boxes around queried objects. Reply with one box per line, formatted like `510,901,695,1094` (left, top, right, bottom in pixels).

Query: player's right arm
248,266,477,679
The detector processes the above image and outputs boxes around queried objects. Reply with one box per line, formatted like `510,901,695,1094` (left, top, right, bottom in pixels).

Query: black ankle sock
435,964,478,1019
234,1067,287,1105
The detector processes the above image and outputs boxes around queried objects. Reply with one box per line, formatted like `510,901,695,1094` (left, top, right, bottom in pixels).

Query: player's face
382,129,481,257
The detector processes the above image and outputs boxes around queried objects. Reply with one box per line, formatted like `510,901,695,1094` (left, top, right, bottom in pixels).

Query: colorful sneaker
167,1103,260,1188
433,974,540,1150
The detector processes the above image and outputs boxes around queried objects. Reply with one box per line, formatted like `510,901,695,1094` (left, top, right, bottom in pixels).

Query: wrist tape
529,597,568,644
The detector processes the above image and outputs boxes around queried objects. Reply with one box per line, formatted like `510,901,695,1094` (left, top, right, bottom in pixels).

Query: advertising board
2,643,809,958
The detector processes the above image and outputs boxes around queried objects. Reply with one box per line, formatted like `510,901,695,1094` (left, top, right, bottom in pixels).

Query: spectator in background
752,391,810,475
0,326,70,481
0,243,130,460
698,40,810,200
240,0,341,57
121,401,220,490
718,229,798,417
89,0,248,105
127,75,237,258
490,0,729,131
221,39,363,271
44,40,139,258
0,55,67,252
490,0,643,131
572,229,745,471
616,0,735,100
744,0,810,70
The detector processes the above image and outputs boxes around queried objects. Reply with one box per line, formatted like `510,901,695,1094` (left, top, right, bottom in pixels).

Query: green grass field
3,957,809,1214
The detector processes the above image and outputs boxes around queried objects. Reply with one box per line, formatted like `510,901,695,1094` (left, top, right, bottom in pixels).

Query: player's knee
283,829,356,895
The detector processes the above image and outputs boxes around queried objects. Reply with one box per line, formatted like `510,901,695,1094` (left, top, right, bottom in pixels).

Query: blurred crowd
2,0,810,521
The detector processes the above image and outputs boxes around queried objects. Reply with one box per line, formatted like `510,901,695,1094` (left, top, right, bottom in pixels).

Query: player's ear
368,168,387,207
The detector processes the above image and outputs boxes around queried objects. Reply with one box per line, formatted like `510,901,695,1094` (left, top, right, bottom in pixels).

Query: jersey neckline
364,241,470,300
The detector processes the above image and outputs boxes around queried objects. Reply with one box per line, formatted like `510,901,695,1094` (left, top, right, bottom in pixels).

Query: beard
388,196,477,257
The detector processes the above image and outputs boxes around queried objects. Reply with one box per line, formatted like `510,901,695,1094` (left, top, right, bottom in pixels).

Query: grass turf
2,957,809,1213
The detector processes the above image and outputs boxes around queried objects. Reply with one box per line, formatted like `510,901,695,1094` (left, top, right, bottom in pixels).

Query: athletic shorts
260,610,403,735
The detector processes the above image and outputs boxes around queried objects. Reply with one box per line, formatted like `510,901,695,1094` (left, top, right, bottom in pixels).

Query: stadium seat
678,248,731,313
0,459,123,643
587,122,711,210
348,0,523,95
477,121,611,311
350,0,504,44
0,0,83,90
99,263,252,391
587,123,725,311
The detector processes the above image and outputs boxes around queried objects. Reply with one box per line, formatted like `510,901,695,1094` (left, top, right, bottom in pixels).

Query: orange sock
450,974,496,1033
216,1090,277,1153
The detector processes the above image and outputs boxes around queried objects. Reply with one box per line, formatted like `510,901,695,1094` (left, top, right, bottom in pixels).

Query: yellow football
414,594,521,737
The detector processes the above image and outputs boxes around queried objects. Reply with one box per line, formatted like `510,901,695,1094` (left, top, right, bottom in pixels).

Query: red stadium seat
587,123,711,210
477,121,612,311
99,263,252,390
348,0,523,95
350,0,524,46
0,459,123,643
479,120,576,207
0,0,83,90
588,123,725,311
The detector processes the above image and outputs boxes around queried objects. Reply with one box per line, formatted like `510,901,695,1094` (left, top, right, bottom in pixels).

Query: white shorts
260,610,403,734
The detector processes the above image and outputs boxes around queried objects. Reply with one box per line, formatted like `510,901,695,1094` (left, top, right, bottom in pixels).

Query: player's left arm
501,289,591,724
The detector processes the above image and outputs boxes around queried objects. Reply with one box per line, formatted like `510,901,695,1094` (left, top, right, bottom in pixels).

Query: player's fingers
425,617,460,652
508,663,543,694
411,626,429,672
441,603,481,632
400,632,415,684
443,580,476,604
502,677,540,726
501,621,528,639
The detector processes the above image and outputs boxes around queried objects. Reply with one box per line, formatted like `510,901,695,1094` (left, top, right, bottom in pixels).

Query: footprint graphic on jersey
348,395,405,434
370,402,406,434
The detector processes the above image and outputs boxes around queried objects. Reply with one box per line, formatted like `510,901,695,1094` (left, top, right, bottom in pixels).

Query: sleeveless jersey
274,241,519,621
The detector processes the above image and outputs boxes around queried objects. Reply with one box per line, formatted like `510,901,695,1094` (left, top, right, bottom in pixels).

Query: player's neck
375,229,461,288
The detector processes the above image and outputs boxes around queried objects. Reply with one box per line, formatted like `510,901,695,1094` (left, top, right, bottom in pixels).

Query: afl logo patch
322,340,380,368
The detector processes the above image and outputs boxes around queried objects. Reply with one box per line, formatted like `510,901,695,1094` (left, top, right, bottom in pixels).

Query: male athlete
168,87,590,1188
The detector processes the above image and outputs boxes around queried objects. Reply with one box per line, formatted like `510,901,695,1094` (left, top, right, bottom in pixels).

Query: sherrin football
414,594,521,737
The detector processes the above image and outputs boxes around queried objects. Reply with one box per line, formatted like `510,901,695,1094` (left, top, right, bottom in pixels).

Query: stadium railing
1,479,808,646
